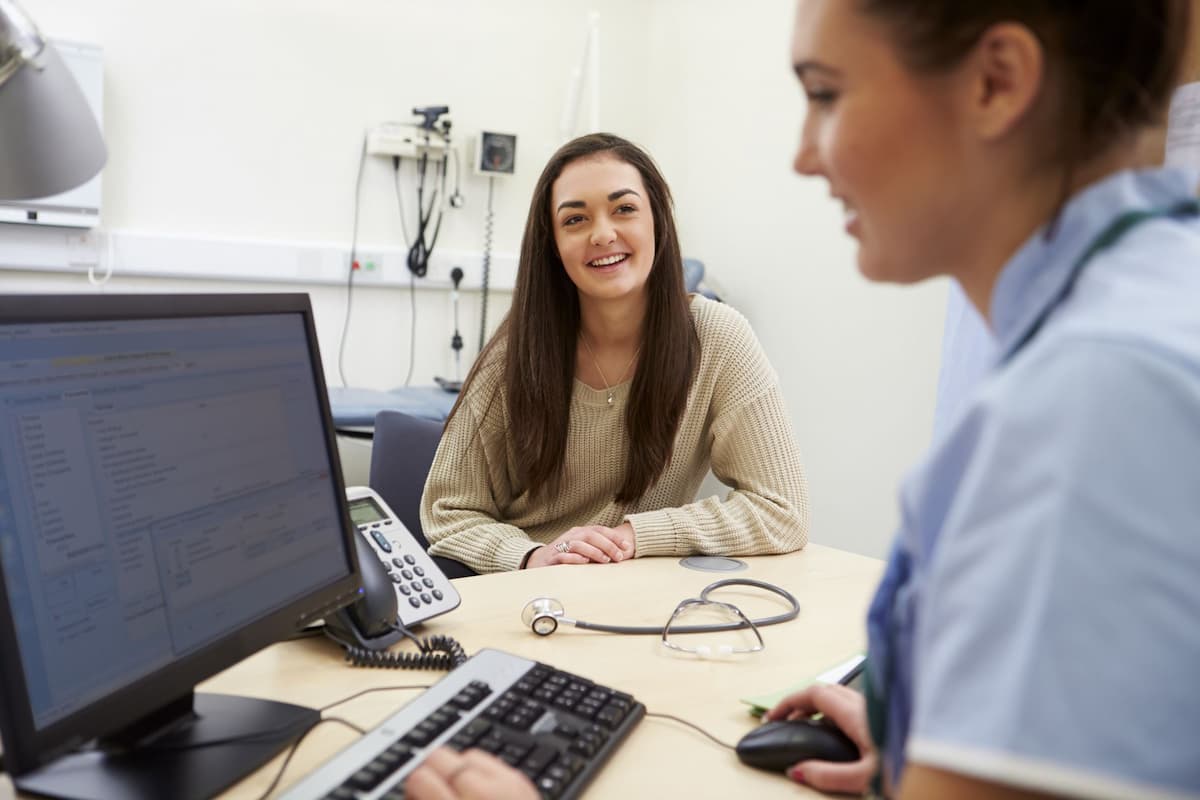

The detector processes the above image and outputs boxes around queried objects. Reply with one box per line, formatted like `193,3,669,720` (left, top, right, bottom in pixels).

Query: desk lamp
0,0,106,200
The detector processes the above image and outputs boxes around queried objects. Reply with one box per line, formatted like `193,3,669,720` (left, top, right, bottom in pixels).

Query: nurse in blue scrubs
771,1,1200,798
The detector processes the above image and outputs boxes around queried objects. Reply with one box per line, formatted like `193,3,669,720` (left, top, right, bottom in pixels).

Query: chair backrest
368,410,444,551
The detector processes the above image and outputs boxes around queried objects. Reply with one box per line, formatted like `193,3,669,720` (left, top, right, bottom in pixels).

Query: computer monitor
0,294,362,800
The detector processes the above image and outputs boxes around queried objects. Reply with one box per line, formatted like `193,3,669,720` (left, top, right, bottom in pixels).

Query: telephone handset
325,487,462,662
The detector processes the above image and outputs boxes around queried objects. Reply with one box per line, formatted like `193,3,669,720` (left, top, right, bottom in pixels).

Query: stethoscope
520,578,800,636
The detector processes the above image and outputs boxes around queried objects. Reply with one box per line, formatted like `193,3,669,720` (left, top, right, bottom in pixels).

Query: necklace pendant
607,391,614,406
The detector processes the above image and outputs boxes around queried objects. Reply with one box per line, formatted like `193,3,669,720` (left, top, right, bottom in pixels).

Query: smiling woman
417,133,811,574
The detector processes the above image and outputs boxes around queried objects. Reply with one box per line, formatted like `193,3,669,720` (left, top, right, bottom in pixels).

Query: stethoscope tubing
560,578,800,635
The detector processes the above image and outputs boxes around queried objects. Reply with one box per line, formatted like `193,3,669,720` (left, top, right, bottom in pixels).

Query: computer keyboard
279,648,645,800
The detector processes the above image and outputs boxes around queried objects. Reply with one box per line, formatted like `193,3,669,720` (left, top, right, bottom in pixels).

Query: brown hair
857,1,1192,169
449,133,699,505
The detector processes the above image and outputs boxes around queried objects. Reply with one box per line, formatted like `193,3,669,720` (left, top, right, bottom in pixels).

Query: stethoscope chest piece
522,597,566,636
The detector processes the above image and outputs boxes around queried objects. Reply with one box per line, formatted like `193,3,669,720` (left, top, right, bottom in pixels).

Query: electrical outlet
367,123,449,159
346,252,384,279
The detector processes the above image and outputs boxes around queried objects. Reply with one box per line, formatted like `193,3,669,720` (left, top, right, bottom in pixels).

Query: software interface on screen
0,313,348,730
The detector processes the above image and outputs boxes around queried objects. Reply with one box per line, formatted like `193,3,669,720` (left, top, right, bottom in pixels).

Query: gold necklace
579,335,641,407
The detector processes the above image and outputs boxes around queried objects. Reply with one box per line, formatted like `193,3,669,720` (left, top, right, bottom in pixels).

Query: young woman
771,1,1199,798
407,1,1199,798
420,133,810,574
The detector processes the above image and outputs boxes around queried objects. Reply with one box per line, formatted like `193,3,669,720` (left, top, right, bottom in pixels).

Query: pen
837,656,866,687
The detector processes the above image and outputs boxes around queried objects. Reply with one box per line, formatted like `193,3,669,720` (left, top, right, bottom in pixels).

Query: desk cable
643,711,737,751
324,623,468,671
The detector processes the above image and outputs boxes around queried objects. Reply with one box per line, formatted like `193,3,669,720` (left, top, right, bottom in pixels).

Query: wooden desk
208,544,883,799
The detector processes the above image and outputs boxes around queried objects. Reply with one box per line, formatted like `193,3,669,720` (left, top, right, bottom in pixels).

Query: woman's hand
405,747,538,800
524,522,636,568
765,683,877,794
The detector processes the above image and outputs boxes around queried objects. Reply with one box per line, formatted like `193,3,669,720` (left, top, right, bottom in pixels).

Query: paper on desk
1166,82,1200,170
740,653,865,717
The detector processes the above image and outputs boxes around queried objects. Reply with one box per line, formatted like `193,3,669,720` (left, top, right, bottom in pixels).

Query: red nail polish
789,766,806,784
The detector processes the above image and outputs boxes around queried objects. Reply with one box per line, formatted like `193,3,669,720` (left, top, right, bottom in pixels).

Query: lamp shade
0,1,106,201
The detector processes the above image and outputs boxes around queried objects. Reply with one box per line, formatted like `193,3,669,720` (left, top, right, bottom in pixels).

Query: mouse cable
644,711,736,751
139,682,431,756
254,716,362,800
318,683,433,714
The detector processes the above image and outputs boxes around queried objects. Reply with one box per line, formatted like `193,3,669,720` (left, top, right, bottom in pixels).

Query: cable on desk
318,684,432,714
644,711,737,751
338,632,467,671
255,716,363,800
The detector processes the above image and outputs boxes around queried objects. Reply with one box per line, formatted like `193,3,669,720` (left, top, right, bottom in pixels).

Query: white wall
640,0,948,558
4,1,950,558
9,0,654,389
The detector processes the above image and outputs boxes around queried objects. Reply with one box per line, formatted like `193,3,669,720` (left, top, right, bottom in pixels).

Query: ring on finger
554,541,571,554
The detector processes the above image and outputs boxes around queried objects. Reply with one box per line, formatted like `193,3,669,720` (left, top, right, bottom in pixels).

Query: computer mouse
736,718,860,772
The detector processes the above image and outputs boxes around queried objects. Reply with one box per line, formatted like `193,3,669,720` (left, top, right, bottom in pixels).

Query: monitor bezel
0,293,363,775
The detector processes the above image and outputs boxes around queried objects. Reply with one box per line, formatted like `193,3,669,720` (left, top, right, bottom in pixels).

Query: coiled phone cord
339,633,468,671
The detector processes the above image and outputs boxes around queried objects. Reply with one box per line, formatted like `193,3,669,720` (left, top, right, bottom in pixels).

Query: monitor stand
14,693,318,800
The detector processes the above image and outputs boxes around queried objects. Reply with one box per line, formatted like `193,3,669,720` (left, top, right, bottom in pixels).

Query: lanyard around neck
1004,198,1200,363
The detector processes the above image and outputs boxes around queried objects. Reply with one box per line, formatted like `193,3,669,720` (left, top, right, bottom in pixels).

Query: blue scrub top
867,168,1200,799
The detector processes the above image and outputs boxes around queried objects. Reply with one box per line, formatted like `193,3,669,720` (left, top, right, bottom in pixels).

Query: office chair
369,410,478,579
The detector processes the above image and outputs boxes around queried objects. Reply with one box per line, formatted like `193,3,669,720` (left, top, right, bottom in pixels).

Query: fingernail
789,767,805,784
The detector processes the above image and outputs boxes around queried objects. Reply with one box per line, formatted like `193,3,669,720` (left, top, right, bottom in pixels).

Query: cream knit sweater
421,296,810,573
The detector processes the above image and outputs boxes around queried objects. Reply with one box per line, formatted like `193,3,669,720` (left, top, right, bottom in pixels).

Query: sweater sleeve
420,387,540,574
625,309,810,557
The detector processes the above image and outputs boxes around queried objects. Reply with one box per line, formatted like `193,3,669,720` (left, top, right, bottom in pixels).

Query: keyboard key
476,731,506,754
521,744,559,776
596,704,625,728
537,775,565,799
347,762,388,791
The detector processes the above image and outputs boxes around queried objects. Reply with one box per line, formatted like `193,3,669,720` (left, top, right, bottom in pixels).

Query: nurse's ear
960,22,1046,145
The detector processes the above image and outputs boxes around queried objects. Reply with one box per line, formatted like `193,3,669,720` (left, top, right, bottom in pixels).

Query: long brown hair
449,133,699,504
857,1,1192,175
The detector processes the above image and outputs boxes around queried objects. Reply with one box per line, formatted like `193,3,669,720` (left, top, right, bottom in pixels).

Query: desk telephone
324,486,464,669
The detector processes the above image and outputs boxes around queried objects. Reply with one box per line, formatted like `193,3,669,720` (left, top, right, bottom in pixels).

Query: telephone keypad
348,487,462,628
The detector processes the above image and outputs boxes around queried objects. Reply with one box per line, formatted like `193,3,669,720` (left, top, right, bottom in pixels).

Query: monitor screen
0,294,361,799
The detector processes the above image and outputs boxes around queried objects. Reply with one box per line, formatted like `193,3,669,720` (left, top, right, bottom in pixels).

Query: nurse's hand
405,747,538,800
765,683,877,794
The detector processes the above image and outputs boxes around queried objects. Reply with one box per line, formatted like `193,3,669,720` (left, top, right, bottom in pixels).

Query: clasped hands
524,521,636,569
